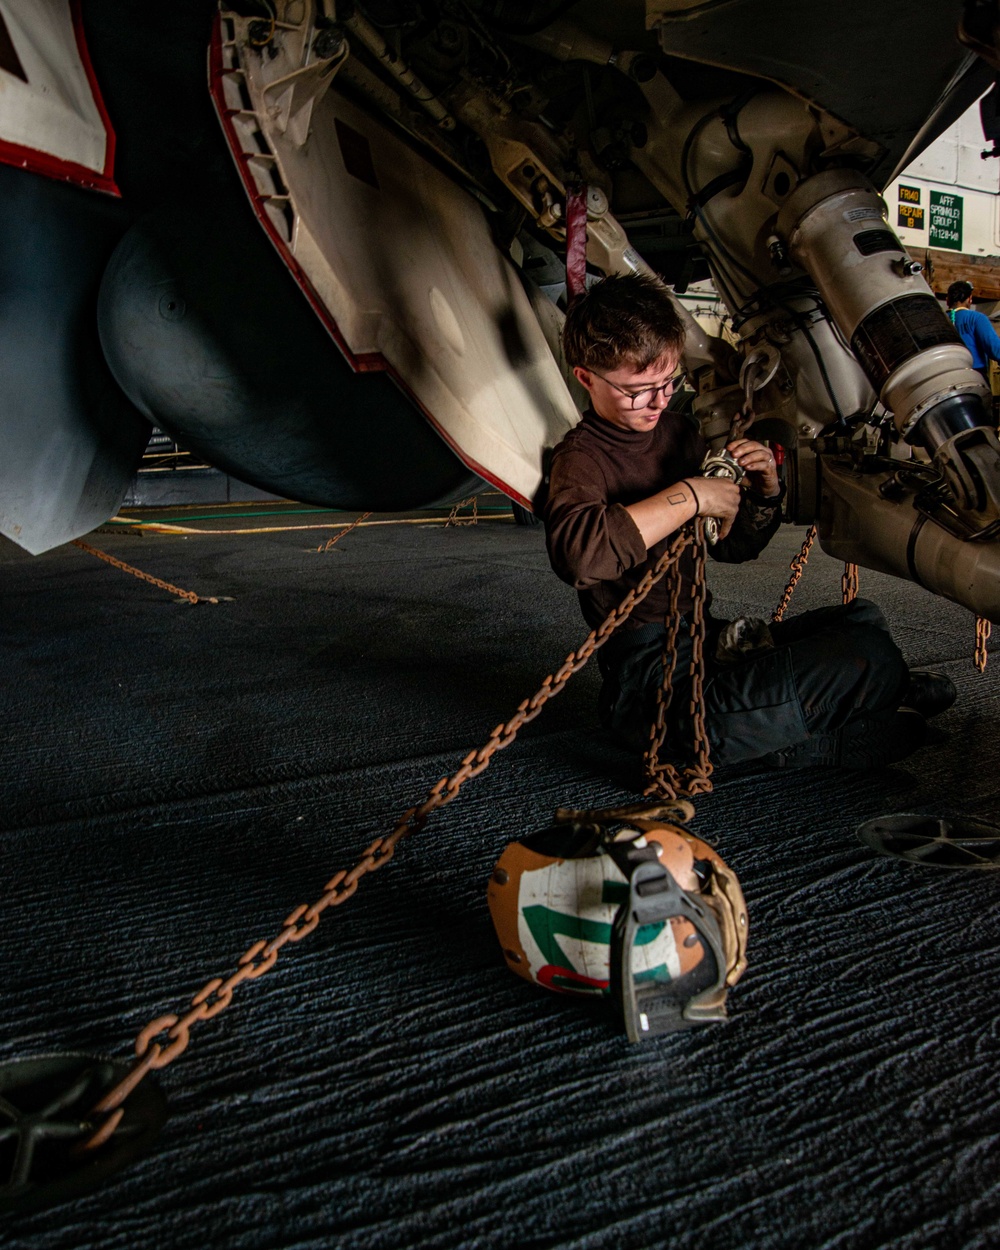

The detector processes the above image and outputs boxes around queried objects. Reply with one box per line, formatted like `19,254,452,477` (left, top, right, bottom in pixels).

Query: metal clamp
699,448,746,545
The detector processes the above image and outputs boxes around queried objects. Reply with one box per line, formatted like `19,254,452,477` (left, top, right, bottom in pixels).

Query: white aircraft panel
0,0,117,194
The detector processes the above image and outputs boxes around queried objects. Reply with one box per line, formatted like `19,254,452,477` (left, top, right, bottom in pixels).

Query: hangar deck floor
2,507,1000,1249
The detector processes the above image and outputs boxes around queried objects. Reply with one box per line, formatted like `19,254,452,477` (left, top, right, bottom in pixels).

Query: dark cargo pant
598,598,909,766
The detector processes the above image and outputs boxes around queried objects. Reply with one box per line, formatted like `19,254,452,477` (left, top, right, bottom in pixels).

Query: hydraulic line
337,4,457,130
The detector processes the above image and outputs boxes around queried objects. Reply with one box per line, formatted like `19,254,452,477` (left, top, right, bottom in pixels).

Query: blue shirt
951,308,1000,371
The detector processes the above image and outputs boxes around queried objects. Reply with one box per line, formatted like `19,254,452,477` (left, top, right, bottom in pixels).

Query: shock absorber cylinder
776,169,1000,521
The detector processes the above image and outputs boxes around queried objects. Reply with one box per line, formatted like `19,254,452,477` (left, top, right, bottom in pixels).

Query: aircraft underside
4,0,1000,622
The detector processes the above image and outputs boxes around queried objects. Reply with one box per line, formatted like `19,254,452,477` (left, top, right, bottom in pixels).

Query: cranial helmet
487,802,748,1041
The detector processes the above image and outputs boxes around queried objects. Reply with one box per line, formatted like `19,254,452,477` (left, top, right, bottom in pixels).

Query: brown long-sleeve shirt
544,407,782,631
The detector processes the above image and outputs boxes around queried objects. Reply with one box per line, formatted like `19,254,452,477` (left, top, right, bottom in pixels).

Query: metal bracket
608,857,729,1042
261,38,349,146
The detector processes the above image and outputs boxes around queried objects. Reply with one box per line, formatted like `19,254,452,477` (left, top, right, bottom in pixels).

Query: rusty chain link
771,528,858,617
685,527,714,793
643,520,714,799
316,512,373,553
79,527,695,1151
72,540,225,605
445,497,479,526
771,525,816,623
976,616,992,672
841,562,859,605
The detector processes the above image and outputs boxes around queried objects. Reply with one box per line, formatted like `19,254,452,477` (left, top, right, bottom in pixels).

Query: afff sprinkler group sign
929,191,964,251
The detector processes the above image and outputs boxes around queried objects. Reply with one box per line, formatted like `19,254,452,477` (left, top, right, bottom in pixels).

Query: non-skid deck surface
2,514,999,1249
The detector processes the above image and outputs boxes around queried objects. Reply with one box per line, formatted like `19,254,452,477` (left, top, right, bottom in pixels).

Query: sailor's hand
684,477,741,540
727,439,780,497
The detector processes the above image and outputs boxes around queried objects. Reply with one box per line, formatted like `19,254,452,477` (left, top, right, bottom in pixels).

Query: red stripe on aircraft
69,0,119,194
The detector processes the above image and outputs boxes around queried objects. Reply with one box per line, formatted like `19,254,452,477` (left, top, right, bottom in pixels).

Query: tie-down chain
77,525,713,1152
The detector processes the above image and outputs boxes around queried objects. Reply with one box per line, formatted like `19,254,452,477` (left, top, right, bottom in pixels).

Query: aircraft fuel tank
97,199,482,511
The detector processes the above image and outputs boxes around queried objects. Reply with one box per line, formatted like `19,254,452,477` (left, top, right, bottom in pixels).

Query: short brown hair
562,273,686,372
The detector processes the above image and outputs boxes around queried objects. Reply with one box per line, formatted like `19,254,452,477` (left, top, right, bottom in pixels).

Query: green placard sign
929,190,963,251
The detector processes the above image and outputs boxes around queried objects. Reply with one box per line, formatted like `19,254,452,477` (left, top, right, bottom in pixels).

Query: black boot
901,670,957,718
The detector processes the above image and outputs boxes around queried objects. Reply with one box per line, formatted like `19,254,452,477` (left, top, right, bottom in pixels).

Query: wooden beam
910,247,1000,301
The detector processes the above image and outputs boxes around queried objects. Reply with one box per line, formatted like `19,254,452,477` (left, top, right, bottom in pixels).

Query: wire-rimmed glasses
589,367,687,410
